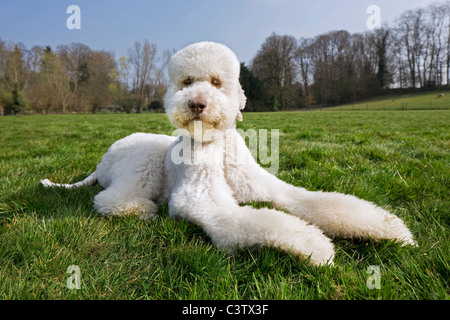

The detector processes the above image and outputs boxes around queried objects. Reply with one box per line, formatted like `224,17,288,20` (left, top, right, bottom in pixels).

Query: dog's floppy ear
236,83,246,122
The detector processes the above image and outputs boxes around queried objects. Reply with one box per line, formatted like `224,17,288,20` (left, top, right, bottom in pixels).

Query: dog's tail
41,172,97,189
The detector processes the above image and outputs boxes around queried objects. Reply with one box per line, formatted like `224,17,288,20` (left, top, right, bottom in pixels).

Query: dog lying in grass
42,41,415,266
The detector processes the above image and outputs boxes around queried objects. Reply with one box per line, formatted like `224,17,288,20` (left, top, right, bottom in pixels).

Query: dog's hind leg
93,184,158,220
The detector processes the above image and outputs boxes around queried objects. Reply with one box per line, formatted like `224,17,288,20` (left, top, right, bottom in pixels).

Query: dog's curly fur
42,41,415,266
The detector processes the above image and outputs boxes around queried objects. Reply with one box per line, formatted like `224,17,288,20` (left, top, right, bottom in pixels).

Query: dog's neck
171,128,242,168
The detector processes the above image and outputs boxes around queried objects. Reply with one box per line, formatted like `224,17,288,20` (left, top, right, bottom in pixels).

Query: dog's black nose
188,99,207,114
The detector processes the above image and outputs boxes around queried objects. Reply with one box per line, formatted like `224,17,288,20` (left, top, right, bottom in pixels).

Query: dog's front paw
286,233,335,266
287,190,416,246
269,216,335,266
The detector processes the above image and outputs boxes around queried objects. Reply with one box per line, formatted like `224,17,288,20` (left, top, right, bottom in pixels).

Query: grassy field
0,109,449,300
326,89,450,110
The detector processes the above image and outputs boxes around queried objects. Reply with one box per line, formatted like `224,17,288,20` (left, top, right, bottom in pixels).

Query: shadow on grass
333,237,408,266
0,175,101,224
0,177,415,275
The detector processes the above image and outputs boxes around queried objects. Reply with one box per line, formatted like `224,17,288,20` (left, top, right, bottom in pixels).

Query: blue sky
0,0,437,64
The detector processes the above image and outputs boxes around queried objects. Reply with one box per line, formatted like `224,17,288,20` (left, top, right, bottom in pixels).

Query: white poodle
42,41,415,266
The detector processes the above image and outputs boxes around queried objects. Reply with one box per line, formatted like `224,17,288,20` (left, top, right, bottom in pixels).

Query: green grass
327,89,450,110
0,110,449,300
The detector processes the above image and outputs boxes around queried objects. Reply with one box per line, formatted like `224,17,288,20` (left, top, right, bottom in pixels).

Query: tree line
242,1,450,111
0,1,449,115
0,39,170,115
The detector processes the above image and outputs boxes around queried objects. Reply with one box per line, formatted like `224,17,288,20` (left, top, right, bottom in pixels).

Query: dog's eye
183,77,193,86
211,77,222,88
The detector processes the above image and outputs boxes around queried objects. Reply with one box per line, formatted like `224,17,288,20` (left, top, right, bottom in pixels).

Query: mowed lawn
0,110,448,300
327,89,450,110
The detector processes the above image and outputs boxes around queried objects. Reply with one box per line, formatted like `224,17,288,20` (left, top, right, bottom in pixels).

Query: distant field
0,110,449,299
327,89,450,110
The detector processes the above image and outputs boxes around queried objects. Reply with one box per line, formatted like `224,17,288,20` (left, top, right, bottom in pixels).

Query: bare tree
447,1,450,84
27,46,58,113
128,40,158,113
296,38,315,105
1,42,32,92
110,55,133,113
152,49,172,103
396,9,427,87
251,33,299,110
308,30,356,105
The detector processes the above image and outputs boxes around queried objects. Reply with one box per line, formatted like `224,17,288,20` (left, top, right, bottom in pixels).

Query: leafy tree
148,100,163,111
239,63,264,111
9,84,29,114
83,50,115,113
375,29,393,89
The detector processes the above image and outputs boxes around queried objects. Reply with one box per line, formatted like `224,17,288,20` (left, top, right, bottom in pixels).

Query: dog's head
164,41,246,135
